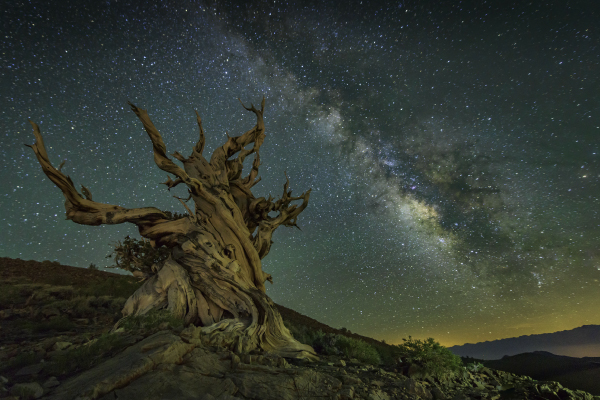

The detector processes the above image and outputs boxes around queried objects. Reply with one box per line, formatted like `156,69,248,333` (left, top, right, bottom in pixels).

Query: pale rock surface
34,326,600,400
44,329,340,400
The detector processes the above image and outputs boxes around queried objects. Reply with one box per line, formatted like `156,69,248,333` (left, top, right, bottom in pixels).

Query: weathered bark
26,98,316,359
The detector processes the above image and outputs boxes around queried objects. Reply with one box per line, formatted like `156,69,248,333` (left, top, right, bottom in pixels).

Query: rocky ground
1,257,599,400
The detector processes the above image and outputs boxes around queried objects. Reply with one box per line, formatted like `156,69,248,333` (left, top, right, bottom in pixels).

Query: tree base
117,258,318,360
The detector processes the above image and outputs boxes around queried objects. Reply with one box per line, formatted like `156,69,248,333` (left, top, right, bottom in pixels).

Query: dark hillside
484,351,600,395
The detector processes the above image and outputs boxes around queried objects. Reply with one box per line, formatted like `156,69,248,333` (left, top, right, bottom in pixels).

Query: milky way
1,1,599,346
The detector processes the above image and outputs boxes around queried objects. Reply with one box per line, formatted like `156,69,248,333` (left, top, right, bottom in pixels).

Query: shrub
88,263,98,270
372,341,403,366
0,284,21,308
396,336,463,377
466,361,484,372
285,321,324,347
285,321,380,364
333,334,381,365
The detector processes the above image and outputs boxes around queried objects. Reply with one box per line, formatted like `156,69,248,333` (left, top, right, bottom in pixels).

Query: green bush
466,361,484,372
372,341,403,365
0,284,21,308
285,321,324,347
333,334,381,365
106,235,171,275
285,322,380,365
396,336,463,377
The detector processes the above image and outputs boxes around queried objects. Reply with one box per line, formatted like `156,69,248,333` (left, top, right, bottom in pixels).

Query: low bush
372,341,403,365
466,361,484,372
331,334,381,365
395,336,463,377
0,284,21,308
285,321,381,364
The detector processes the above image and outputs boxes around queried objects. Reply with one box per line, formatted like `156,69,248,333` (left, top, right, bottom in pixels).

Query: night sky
2,1,599,348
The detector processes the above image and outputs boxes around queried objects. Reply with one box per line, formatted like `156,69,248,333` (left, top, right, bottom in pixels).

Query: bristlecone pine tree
26,98,317,359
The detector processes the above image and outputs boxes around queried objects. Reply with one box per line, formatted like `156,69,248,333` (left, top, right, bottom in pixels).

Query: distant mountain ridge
482,351,600,395
448,325,600,360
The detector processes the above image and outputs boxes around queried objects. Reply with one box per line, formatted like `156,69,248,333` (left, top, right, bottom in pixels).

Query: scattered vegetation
395,336,463,377
30,315,76,333
286,321,381,364
44,333,130,376
1,257,463,386
118,308,184,332
79,276,141,298
0,284,22,308
88,263,98,270
0,352,42,374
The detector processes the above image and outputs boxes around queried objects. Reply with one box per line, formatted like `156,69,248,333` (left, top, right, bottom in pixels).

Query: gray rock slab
15,363,44,376
43,376,60,389
10,382,44,399
229,367,342,400
98,370,238,400
44,331,194,400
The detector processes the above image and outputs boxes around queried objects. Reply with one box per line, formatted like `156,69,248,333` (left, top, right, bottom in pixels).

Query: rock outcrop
3,325,599,400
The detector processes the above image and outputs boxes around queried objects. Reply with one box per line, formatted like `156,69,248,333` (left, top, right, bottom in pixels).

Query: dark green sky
1,0,599,347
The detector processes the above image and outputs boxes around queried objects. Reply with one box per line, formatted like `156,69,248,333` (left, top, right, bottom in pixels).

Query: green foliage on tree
106,235,170,275
105,211,187,275
396,336,463,377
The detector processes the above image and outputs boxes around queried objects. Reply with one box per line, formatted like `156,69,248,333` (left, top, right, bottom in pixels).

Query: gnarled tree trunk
26,98,317,359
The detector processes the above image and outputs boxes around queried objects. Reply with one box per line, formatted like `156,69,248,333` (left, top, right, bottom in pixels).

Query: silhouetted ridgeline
483,351,600,396
448,325,600,359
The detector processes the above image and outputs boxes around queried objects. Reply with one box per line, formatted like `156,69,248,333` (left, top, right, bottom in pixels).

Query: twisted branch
25,120,169,227
250,173,312,259
128,102,204,195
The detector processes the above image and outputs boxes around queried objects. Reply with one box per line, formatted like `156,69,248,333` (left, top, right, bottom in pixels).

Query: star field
1,0,599,348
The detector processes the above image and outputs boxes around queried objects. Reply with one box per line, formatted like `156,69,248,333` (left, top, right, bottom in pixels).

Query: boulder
45,331,195,400
399,378,433,400
52,342,72,351
368,388,390,400
33,326,600,400
43,376,60,389
15,363,44,377
10,382,44,399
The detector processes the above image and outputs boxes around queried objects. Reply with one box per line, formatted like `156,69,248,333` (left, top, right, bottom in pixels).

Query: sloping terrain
1,257,599,400
448,326,600,359
483,351,600,396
